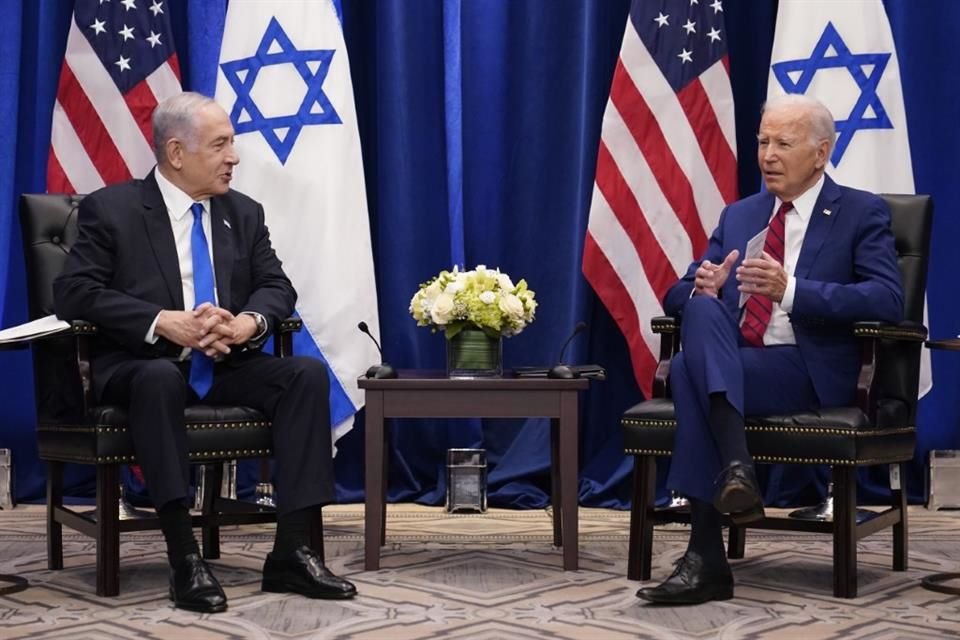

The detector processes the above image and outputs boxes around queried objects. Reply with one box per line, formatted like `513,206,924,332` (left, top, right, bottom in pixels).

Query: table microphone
548,321,588,379
358,321,397,379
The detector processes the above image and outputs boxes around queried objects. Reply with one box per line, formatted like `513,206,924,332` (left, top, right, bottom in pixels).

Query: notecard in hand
738,227,768,308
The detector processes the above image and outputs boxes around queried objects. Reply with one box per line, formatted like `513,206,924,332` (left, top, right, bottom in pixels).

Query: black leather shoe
262,545,357,599
635,551,734,605
713,461,765,524
169,553,227,613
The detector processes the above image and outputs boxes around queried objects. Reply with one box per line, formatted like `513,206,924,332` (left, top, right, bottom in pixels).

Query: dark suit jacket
663,175,904,407
53,170,297,399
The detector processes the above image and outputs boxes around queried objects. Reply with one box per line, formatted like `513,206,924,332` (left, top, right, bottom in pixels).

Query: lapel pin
822,208,832,216
223,219,232,229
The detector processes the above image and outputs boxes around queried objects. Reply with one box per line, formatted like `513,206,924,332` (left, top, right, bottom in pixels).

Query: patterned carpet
1,504,959,639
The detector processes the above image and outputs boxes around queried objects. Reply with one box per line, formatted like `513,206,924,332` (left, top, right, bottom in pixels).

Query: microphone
358,321,397,379
548,321,588,379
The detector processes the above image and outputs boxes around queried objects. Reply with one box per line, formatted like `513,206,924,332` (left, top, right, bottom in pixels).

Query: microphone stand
788,482,875,523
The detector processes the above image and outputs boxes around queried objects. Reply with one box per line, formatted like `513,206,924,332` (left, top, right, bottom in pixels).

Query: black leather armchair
621,194,932,598
15,194,321,597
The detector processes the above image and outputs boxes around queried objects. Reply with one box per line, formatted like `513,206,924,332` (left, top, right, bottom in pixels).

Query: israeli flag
215,0,380,441
768,0,931,397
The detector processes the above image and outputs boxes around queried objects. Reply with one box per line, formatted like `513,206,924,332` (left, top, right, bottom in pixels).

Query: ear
166,138,183,170
814,139,830,170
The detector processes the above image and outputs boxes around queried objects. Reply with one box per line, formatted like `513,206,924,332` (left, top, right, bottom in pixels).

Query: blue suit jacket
663,175,904,407
53,171,297,399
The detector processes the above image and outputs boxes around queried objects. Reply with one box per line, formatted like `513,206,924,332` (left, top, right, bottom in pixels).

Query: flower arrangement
409,265,537,339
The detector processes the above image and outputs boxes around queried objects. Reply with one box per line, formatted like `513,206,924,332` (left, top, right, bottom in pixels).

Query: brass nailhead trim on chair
620,419,675,428
622,418,915,438
853,326,926,340
624,449,907,466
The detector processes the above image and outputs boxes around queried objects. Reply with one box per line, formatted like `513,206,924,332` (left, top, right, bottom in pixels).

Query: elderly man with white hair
636,94,904,605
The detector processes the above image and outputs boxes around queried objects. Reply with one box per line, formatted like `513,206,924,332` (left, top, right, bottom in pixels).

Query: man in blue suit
636,94,903,605
54,92,357,613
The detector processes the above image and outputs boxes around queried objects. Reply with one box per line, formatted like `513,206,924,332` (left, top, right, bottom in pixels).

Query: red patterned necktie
740,201,791,347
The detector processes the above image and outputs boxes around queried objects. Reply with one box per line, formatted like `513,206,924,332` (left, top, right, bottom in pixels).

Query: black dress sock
687,497,728,569
158,500,199,567
708,392,751,467
274,507,318,556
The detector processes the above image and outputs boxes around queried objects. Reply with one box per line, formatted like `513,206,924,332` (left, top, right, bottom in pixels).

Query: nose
226,142,239,165
761,144,780,165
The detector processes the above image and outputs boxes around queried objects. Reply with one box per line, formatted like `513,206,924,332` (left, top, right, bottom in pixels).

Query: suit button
51,236,61,244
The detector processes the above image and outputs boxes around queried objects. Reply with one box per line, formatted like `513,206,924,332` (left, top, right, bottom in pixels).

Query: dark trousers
666,295,819,503
101,352,335,515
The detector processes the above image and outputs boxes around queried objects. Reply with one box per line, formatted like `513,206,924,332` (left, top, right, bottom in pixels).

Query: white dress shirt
145,168,219,347
761,173,825,346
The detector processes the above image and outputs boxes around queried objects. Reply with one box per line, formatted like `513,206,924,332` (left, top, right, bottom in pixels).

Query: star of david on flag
771,22,891,167
220,17,341,165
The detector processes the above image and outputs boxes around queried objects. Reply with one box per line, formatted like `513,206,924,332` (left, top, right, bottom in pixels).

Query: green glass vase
446,326,503,378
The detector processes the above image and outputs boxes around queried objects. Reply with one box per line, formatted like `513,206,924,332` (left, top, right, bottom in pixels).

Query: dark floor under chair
620,193,932,598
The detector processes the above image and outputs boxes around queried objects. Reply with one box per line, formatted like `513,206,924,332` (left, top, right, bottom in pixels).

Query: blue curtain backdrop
2,0,958,508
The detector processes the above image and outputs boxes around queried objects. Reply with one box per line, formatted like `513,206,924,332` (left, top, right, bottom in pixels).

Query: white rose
430,293,456,324
499,293,525,319
479,291,496,304
424,280,443,300
497,273,515,291
445,280,465,294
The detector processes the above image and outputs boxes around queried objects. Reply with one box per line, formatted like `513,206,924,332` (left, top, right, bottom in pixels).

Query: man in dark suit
636,95,903,605
53,92,357,613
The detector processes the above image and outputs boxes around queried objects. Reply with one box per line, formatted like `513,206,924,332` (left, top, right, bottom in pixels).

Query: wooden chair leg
551,418,562,547
727,525,746,559
892,462,908,571
96,464,120,597
46,461,64,570
628,455,656,581
201,463,223,560
311,509,325,561
832,465,857,598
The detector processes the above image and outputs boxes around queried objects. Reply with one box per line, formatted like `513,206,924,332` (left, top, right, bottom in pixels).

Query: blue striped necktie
189,202,215,398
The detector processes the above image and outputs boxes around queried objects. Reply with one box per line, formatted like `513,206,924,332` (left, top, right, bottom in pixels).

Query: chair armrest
854,320,927,423
651,316,677,335
273,316,302,357
853,320,927,342
650,316,680,398
0,319,97,351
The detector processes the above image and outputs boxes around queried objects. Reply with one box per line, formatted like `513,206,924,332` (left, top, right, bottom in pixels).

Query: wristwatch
251,312,267,338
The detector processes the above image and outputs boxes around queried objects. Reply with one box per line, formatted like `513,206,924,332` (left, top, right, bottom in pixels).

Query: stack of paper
0,315,71,344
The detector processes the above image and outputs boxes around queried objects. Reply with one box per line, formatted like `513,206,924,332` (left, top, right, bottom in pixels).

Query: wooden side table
921,338,960,595
359,371,590,571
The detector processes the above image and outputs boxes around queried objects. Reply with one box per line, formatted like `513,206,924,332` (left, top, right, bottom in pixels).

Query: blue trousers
666,295,820,503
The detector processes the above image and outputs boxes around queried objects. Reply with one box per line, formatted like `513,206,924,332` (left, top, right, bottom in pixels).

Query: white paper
739,228,768,308
0,314,70,344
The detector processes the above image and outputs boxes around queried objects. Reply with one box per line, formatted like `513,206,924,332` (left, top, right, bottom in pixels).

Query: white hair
151,92,218,164
762,93,837,156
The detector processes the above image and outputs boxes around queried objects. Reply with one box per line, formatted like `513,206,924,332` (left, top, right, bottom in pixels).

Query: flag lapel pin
822,209,832,216
223,219,232,229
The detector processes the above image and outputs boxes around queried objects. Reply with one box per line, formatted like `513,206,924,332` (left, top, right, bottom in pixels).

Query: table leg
364,390,385,570
558,390,579,570
550,417,562,547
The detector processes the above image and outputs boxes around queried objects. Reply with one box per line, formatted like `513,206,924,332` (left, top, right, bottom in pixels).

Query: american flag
47,0,182,193
583,0,738,398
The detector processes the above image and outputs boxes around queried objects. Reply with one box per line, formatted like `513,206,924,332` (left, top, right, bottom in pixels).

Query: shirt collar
154,166,209,221
776,172,825,224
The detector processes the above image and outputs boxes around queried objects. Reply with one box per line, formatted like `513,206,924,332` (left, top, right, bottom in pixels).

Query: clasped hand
694,249,787,303
156,302,258,358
